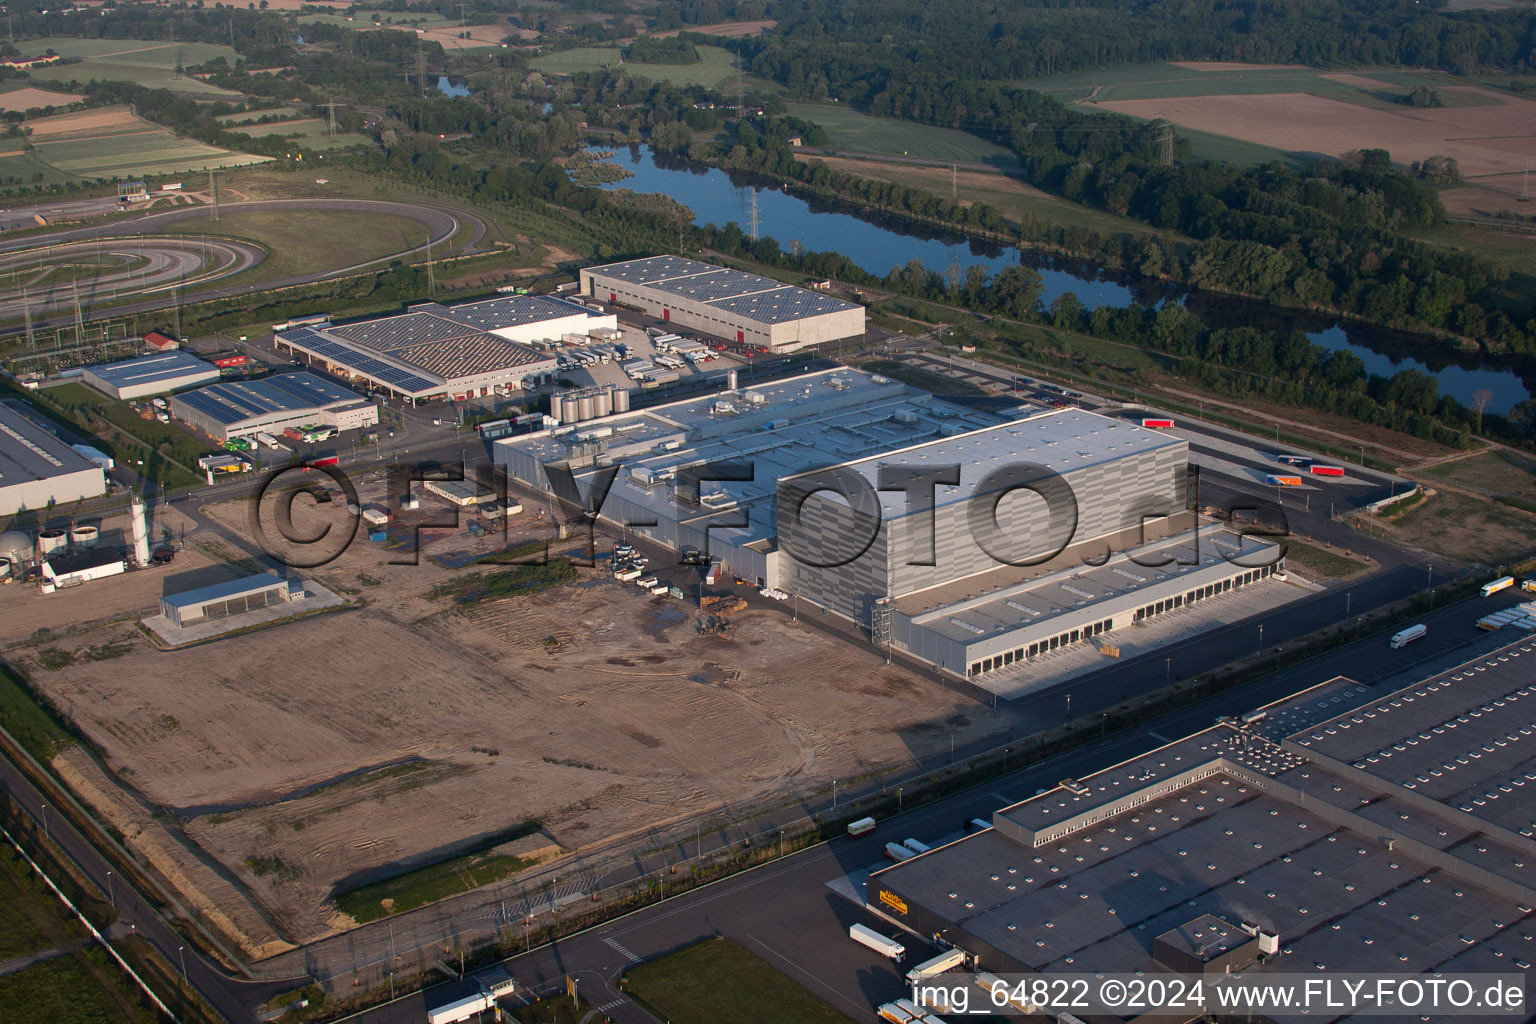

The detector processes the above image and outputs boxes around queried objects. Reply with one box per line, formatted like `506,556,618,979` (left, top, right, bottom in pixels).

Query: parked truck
904,948,969,985
846,816,876,838
850,923,905,962
885,842,913,863
426,992,492,1024
902,838,931,855
1390,623,1426,649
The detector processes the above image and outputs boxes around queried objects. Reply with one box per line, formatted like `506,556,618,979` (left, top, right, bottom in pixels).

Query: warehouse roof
867,662,1536,1021
586,255,860,324
84,351,216,390
1289,640,1536,839
280,294,588,396
172,373,366,427
162,573,289,610
0,401,99,485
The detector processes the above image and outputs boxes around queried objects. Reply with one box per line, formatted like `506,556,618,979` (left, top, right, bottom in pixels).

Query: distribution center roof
0,401,99,484
280,294,593,397
172,372,366,428
868,656,1536,1022
85,351,216,391
586,255,860,326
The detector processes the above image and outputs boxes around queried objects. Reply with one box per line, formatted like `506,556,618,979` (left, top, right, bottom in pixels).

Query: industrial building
41,547,126,589
498,369,1279,678
159,574,295,627
170,372,378,442
866,647,1536,1022
275,294,616,403
81,351,219,400
0,401,108,515
580,255,864,352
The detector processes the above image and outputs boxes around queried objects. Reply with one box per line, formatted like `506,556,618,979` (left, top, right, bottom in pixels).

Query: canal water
586,144,1530,411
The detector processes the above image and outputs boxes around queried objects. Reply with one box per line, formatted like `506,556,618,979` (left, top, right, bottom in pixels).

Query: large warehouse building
498,369,1280,680
0,401,108,515
81,351,219,400
159,573,295,626
580,255,864,352
275,294,614,403
866,645,1536,1023
171,372,377,442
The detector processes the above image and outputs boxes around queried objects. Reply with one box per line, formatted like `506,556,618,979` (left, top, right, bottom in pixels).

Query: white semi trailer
850,923,905,961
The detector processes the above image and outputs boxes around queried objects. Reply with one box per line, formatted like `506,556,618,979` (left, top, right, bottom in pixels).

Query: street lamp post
1165,657,1171,688
40,803,47,840
178,945,187,984
1258,623,1264,654
106,870,114,908
1065,692,1072,721
897,787,903,812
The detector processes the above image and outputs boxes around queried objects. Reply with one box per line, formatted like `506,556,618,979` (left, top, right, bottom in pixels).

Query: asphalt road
0,198,491,333
339,589,1529,1024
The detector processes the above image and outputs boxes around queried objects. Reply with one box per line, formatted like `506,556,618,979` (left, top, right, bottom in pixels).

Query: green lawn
217,107,300,125
1281,539,1370,580
24,38,240,95
1426,449,1536,499
0,150,75,187
622,938,856,1024
1013,62,1446,106
0,950,158,1024
42,381,203,489
786,101,1017,166
29,125,266,182
299,10,454,30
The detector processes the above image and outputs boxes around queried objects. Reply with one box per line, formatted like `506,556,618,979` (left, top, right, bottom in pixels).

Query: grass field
0,844,84,961
1411,221,1536,306
1014,62,1465,106
162,208,431,282
0,149,76,187
622,938,856,1024
24,38,239,95
1365,488,1536,565
44,382,203,489
23,106,268,183
335,848,534,923
786,101,1016,166
1281,539,1371,580
217,107,301,125
0,950,158,1024
794,153,1166,237
237,117,372,151
532,44,774,91
1426,450,1536,499
0,664,74,762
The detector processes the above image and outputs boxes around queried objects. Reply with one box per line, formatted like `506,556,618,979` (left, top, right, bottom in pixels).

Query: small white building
41,548,126,590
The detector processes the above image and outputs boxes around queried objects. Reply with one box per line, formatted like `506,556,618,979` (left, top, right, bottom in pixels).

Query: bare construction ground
9,476,1007,949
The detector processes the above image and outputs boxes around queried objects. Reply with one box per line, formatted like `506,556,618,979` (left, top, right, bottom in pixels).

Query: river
585,144,1531,412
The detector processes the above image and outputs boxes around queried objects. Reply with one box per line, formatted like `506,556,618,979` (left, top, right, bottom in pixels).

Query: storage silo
69,523,99,549
577,394,595,421
594,389,612,417
612,388,631,413
36,529,67,558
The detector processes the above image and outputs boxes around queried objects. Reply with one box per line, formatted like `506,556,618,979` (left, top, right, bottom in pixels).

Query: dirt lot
1358,488,1536,566
1095,89,1536,178
1167,61,1308,72
10,476,1008,947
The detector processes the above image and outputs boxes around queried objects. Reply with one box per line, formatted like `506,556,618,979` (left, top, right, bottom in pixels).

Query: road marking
1148,731,1171,743
603,937,641,963
596,998,626,1012
990,791,1013,804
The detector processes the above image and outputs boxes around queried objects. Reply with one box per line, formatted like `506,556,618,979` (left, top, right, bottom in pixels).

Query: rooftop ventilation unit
743,390,768,406
950,617,986,635
892,409,919,426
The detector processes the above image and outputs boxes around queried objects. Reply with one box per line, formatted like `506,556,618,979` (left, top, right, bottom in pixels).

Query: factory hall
497,368,1285,685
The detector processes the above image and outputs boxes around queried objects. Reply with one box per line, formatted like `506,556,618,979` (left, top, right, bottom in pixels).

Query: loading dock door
663,309,671,321
737,330,745,343
609,292,616,303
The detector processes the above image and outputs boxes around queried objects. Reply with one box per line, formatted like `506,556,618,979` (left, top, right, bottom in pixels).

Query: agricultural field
1425,449,1536,499
0,83,81,112
0,479,1010,947
22,106,269,183
1022,61,1536,175
656,19,778,38
793,153,1165,237
623,938,856,1024
301,10,530,49
0,950,159,1024
786,102,1016,166
23,39,240,95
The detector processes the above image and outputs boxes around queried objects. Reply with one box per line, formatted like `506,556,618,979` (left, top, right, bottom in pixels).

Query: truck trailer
1482,576,1516,597
426,992,492,1024
904,948,969,985
1390,623,1426,648
846,816,876,838
850,923,905,961
885,842,913,863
